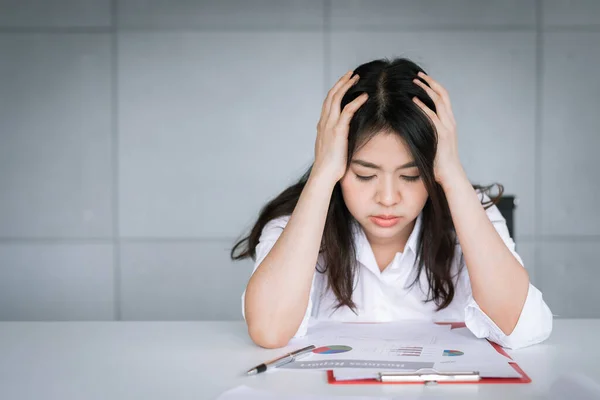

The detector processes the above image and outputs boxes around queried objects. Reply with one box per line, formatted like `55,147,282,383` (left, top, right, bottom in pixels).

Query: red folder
326,322,531,385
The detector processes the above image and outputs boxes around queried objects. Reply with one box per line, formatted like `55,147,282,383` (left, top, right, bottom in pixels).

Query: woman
231,57,552,350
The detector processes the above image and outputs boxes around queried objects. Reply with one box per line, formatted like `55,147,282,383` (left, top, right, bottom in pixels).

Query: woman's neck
366,219,416,272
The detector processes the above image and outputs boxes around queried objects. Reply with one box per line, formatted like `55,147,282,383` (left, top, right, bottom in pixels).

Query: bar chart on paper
388,346,422,356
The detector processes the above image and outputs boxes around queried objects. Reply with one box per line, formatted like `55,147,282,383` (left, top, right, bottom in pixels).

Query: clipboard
326,322,531,385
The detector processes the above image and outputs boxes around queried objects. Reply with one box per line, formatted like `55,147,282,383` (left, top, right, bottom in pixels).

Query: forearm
441,166,529,335
244,170,336,347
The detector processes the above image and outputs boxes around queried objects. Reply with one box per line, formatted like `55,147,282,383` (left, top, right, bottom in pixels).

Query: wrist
308,167,339,192
438,163,468,191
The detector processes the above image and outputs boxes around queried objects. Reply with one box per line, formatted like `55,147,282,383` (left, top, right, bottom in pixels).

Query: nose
375,175,400,207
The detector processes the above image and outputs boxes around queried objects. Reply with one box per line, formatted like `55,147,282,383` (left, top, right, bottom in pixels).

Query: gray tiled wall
0,0,598,320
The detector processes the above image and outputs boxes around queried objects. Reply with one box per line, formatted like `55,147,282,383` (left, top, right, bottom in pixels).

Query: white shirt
241,194,553,350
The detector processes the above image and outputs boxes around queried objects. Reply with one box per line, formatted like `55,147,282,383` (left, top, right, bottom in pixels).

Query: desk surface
0,319,597,400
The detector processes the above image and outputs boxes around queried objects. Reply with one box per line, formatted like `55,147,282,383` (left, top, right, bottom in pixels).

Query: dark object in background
497,195,517,239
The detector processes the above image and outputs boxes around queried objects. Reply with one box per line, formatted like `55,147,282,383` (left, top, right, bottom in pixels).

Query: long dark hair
231,57,502,312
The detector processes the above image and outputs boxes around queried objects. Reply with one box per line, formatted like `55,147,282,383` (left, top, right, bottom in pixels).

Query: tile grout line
110,0,121,321
533,0,543,286
3,235,600,244
0,27,111,33
0,26,544,33
323,0,331,98
4,25,600,33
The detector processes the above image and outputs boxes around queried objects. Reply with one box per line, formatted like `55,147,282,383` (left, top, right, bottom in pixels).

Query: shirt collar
352,212,423,275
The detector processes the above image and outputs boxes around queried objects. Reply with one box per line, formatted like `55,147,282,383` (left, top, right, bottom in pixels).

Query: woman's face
340,132,429,245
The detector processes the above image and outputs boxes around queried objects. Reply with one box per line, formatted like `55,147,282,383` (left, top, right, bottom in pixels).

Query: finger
413,78,454,129
337,93,369,131
417,72,456,126
412,96,441,127
417,72,452,107
321,71,354,121
328,74,361,124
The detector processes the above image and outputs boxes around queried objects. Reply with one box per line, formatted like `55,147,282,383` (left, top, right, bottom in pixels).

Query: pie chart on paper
313,345,353,354
442,349,464,356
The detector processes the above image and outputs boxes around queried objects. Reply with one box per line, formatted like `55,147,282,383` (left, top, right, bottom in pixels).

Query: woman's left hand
412,72,465,186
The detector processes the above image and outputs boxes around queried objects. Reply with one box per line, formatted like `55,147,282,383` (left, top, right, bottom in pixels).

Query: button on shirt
241,196,553,350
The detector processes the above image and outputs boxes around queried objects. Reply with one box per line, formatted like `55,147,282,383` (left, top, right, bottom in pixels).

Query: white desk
0,319,598,399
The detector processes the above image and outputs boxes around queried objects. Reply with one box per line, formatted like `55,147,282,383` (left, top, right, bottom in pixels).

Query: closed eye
355,174,421,182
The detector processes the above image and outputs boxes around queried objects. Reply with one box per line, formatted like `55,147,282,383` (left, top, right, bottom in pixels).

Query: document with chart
280,321,520,378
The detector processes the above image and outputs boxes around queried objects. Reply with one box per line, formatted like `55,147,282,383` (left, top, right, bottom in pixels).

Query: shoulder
252,215,291,266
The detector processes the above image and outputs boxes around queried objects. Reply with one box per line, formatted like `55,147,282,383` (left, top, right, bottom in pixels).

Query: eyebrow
351,159,417,171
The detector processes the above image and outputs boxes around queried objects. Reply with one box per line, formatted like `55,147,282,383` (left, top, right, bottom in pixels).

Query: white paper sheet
289,320,452,346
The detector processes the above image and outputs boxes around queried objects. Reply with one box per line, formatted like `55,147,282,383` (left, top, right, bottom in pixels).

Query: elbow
499,295,554,350
243,290,307,348
243,299,293,349
243,295,306,348
247,323,293,349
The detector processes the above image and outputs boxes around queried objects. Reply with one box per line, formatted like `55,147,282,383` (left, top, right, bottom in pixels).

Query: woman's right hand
312,71,369,184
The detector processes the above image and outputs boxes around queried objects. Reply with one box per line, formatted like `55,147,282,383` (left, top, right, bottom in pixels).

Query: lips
369,215,401,227
373,215,398,219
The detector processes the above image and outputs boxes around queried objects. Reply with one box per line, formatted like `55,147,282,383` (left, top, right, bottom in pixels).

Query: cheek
407,182,429,207
340,177,369,210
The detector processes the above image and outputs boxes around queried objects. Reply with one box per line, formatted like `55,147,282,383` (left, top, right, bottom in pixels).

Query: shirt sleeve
462,192,553,350
241,215,314,338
